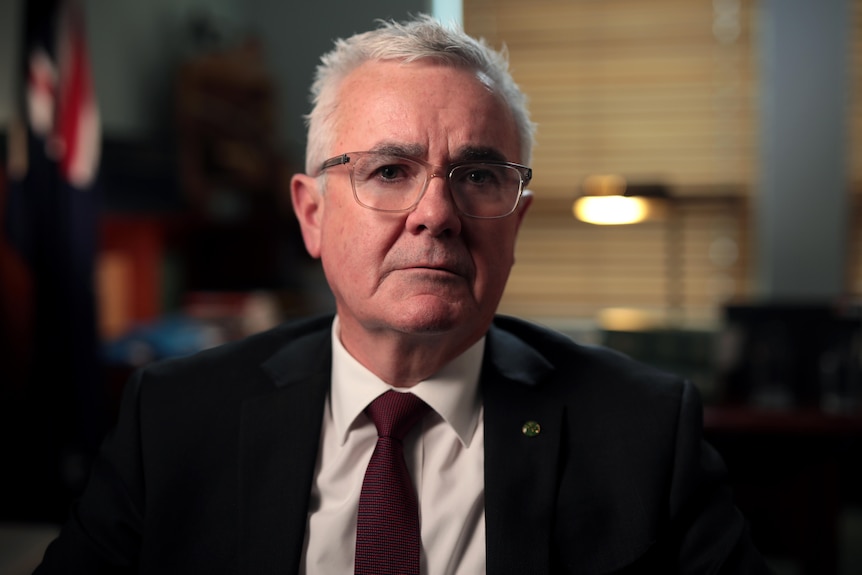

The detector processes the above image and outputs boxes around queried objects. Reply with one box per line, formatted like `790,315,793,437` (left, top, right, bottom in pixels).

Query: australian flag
1,0,104,521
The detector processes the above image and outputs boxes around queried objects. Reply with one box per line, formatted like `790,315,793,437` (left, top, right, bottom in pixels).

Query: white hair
303,14,536,174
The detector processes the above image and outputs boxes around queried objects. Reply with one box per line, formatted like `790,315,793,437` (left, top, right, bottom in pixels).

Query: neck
336,317,484,387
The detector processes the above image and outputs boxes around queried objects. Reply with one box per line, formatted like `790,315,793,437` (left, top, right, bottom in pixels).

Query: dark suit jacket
35,314,772,574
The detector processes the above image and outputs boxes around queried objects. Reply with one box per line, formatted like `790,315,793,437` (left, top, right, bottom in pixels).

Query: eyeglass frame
317,151,533,219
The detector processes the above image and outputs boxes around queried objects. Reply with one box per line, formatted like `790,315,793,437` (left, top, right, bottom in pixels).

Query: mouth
386,263,468,286
415,263,452,271
383,246,473,282
409,262,464,275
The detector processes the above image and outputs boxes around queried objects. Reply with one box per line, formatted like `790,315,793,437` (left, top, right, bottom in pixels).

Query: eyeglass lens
350,152,523,217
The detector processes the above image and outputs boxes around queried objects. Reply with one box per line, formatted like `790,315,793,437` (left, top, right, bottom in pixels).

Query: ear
291,173,324,258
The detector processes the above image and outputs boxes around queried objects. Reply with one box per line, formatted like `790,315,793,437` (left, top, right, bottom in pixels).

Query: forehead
331,59,521,161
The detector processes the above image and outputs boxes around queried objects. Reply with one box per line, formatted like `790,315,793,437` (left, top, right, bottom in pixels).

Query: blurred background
0,0,860,573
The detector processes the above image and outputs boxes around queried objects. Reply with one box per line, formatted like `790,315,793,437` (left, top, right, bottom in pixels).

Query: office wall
0,0,239,135
756,0,852,300
0,0,428,159
84,0,241,138
0,0,20,128
244,0,428,161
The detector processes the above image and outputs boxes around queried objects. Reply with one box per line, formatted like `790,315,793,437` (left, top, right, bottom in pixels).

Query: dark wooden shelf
704,405,862,436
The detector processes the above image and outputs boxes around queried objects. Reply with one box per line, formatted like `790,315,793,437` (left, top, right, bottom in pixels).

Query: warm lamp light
573,175,669,225
574,195,650,225
597,307,663,331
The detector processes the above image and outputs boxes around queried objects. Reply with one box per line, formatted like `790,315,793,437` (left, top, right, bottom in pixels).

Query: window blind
465,0,757,326
465,0,757,196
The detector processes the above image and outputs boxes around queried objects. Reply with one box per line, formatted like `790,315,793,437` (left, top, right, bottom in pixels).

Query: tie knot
365,390,429,440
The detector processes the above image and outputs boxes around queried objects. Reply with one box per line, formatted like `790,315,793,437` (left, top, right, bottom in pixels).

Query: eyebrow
454,146,508,163
368,142,510,164
368,142,426,158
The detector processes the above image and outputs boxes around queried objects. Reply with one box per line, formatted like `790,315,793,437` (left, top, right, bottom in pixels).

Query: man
35,15,772,574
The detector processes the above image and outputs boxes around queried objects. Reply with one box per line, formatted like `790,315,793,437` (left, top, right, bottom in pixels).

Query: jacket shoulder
491,314,685,394
142,314,333,379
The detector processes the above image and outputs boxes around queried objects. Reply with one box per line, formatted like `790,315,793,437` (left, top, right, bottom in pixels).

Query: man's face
292,60,531,355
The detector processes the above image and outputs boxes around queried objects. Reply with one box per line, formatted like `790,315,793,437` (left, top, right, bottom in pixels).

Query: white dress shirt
300,318,487,574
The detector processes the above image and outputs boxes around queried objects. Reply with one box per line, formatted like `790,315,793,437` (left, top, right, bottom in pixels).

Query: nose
405,173,462,236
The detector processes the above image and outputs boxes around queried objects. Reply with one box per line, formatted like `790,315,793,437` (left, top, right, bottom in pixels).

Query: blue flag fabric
1,0,105,521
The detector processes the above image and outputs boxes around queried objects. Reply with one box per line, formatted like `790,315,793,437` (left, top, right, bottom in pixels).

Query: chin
382,297,457,330
391,298,490,338
398,312,463,335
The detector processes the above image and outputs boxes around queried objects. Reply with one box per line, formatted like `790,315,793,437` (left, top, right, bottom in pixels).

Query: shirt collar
330,316,484,447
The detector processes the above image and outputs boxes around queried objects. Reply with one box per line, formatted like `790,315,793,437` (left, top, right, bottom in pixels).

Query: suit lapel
482,325,563,574
238,327,331,575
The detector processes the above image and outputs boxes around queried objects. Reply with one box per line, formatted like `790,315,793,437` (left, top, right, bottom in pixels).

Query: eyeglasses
318,151,532,219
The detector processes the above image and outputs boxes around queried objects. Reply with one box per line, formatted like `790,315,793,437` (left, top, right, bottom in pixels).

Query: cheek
470,227,518,287
319,215,359,285
487,251,516,290
319,212,394,288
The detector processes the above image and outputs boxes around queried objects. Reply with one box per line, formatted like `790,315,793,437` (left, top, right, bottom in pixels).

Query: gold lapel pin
521,421,541,437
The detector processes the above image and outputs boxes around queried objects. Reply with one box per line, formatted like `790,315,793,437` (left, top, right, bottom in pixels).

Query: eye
354,155,420,185
466,168,495,185
457,165,504,188
376,163,409,181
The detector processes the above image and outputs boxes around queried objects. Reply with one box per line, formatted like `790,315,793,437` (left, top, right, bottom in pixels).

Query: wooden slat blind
465,0,757,197
498,198,749,326
465,0,756,327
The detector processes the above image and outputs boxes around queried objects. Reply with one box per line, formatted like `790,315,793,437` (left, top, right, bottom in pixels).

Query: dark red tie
355,390,430,575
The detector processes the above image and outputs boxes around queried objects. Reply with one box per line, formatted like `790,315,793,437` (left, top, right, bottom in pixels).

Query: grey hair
303,14,536,174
